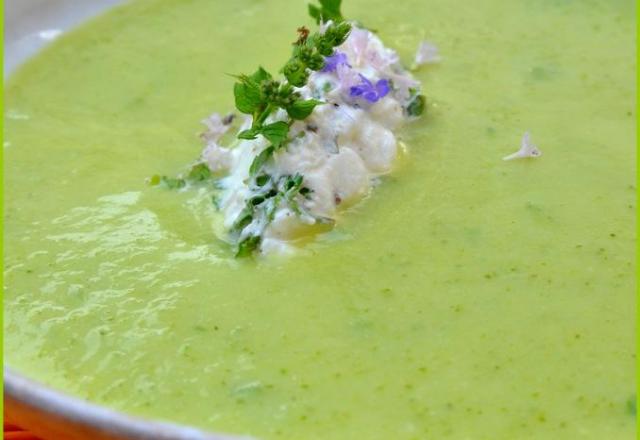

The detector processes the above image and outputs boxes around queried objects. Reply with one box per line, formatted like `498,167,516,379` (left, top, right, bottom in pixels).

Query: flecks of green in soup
4,0,636,439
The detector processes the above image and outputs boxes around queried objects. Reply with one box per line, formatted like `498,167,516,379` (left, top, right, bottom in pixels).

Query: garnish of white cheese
503,132,542,161
198,25,426,256
153,1,430,257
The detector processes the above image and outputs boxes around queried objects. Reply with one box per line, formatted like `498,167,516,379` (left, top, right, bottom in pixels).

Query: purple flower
349,75,390,103
321,51,350,73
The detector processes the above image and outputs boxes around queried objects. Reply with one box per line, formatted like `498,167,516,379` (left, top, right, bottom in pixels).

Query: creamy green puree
4,0,636,438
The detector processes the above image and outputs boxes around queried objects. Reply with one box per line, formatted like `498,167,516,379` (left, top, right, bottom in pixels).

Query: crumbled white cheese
202,143,232,173
503,132,542,161
201,113,231,142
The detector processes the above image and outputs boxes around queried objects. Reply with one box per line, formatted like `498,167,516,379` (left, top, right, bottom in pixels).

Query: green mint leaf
259,121,289,147
234,81,262,114
235,235,261,258
212,195,221,210
255,174,271,187
187,163,212,182
308,0,343,24
266,195,282,222
283,173,304,194
249,66,272,84
249,146,275,176
160,176,186,190
321,0,343,15
407,94,426,117
238,128,260,140
286,99,323,120
233,67,273,115
231,206,254,233
250,195,267,206
148,175,161,186
308,4,322,22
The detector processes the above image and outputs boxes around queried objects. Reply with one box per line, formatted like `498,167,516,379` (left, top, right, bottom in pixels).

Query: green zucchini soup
3,0,637,438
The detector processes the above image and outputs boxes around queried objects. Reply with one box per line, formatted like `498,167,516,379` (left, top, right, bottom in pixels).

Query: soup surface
4,0,637,439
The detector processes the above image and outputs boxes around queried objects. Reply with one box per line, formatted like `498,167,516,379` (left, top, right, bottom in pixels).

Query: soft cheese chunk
327,147,370,205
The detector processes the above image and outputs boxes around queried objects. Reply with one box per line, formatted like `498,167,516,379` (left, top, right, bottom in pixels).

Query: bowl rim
3,1,248,436
4,367,246,440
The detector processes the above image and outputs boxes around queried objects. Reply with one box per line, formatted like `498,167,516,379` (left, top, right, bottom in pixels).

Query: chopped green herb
236,235,261,258
283,173,304,194
160,176,186,190
187,163,212,182
260,121,290,148
250,195,266,206
211,195,221,210
286,99,323,120
152,162,215,192
407,94,426,117
231,206,254,233
249,146,276,176
238,128,259,140
300,187,313,198
148,174,161,186
255,175,271,187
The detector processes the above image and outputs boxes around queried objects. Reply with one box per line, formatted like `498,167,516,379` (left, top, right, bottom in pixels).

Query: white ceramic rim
5,367,242,440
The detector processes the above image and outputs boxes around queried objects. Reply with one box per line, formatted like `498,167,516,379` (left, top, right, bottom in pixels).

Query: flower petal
375,79,390,98
503,132,542,161
321,51,350,73
414,41,441,66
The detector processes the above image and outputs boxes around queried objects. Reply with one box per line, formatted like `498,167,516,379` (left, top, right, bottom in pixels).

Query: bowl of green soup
4,0,637,439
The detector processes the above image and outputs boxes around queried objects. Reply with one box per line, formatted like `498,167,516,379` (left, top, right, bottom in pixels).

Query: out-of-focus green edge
636,2,640,438
1,0,5,424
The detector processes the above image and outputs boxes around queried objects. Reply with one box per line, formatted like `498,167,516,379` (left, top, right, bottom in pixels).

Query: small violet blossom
414,41,441,66
321,51,350,73
503,132,542,161
350,74,391,103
